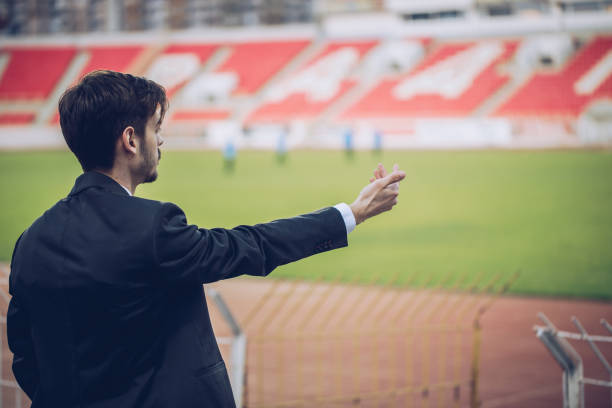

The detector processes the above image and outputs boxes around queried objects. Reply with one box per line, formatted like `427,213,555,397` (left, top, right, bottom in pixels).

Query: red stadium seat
247,40,377,123
304,40,378,68
248,81,356,123
0,46,76,100
164,44,218,63
495,36,612,117
149,41,307,100
215,40,310,95
160,40,309,123
78,45,145,77
41,46,145,125
342,41,518,119
171,109,230,122
0,112,36,125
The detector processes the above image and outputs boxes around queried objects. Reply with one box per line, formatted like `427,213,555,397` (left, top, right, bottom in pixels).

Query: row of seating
495,36,612,117
0,36,610,125
248,40,378,122
343,41,518,119
0,46,76,100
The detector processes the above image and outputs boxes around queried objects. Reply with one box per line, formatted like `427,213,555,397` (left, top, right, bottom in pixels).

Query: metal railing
205,287,247,408
239,272,519,407
534,312,612,408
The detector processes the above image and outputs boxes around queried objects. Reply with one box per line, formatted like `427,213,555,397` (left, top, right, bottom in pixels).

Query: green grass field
1,149,611,299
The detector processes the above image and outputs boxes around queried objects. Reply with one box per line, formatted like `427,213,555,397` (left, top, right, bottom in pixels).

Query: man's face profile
138,105,164,184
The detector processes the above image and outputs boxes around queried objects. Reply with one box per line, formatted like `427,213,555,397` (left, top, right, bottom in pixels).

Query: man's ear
119,126,138,155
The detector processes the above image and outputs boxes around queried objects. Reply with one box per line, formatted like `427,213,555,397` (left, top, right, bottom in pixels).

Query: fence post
470,318,482,408
230,333,247,408
207,287,247,408
602,319,612,406
535,314,584,408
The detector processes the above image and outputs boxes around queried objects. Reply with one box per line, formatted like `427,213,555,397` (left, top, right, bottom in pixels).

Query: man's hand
350,163,405,225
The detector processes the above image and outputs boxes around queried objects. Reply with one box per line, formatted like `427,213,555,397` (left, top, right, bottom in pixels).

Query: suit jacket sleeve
7,234,39,400
154,202,348,285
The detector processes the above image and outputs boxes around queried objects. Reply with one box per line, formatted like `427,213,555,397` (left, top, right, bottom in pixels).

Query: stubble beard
140,147,161,184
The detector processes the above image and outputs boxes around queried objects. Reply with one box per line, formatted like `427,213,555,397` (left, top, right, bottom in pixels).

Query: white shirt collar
119,184,132,196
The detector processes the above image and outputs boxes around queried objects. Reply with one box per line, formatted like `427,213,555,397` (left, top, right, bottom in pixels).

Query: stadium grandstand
0,0,611,150
1,3,612,408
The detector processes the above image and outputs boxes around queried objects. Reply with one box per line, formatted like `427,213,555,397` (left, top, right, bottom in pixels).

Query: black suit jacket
7,171,347,407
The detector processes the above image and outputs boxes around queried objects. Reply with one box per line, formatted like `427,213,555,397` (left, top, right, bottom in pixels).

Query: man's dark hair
59,70,168,171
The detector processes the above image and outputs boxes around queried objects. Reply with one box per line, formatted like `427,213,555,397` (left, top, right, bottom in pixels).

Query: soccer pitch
1,149,611,299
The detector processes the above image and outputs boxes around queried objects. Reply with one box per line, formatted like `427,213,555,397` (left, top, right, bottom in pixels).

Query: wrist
349,203,363,225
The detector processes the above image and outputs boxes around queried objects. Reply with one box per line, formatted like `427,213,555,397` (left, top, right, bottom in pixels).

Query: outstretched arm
155,163,405,284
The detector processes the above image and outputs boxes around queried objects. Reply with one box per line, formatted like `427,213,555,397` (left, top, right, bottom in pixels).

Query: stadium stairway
164,44,231,123
128,43,167,78
151,43,220,97
45,44,158,125
317,75,378,124
234,39,325,124
472,53,535,117
316,42,391,124
36,51,90,125
321,38,431,124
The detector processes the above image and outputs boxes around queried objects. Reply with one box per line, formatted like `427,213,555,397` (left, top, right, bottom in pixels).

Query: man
7,70,405,408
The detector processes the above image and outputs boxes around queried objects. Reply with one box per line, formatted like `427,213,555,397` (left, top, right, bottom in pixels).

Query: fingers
371,163,404,193
371,164,383,183
380,170,406,188
373,163,387,180
388,163,400,191
387,163,400,191
380,164,387,178
373,164,400,183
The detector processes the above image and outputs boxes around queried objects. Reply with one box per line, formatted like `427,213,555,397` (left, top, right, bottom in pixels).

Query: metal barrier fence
534,313,612,408
206,288,247,408
239,271,518,408
0,267,517,408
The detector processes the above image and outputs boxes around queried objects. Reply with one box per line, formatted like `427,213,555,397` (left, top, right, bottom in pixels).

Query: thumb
380,170,405,188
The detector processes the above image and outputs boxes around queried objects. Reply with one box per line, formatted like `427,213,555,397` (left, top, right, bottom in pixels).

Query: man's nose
158,136,164,147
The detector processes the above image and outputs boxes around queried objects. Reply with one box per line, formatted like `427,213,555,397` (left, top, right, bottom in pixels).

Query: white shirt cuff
334,202,356,235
